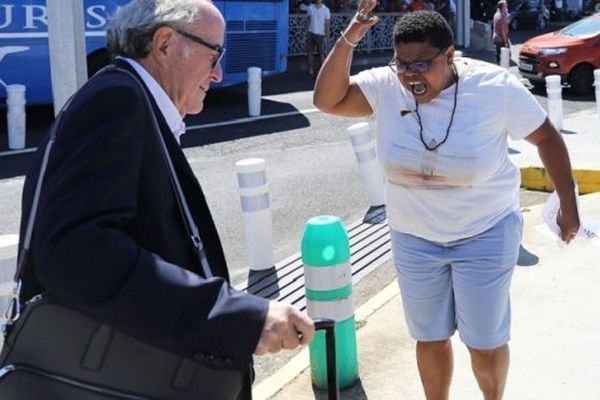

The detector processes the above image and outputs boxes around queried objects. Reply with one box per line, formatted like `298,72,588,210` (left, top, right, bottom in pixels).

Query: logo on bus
0,4,119,34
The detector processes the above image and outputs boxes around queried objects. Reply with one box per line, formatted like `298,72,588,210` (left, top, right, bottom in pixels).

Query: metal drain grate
236,206,391,311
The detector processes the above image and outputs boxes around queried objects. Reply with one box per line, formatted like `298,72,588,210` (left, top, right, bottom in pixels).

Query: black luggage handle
313,318,340,400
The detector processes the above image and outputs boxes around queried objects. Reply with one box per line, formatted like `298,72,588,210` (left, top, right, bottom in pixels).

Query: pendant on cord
421,145,438,176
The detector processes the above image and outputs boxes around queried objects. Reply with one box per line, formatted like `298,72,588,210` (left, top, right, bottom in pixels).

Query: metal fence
289,13,406,56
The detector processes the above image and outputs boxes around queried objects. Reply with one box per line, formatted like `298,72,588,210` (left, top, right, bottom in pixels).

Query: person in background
492,0,510,65
537,0,548,30
398,0,412,12
313,3,579,399
434,0,450,21
448,0,456,32
17,1,315,399
306,0,331,75
555,0,564,22
410,0,428,10
297,0,311,12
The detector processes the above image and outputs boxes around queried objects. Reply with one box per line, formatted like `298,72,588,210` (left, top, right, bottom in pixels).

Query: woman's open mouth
409,81,427,96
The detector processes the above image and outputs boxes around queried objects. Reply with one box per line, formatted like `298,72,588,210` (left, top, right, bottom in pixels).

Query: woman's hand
345,0,380,43
557,203,580,244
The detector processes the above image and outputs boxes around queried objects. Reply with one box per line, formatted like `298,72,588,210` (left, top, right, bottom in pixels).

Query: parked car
518,13,600,95
509,0,541,30
582,0,600,16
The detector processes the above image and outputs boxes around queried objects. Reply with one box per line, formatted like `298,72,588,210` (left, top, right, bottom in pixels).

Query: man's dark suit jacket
18,60,268,394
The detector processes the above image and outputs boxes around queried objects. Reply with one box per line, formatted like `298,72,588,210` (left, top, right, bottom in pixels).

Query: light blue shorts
391,211,523,350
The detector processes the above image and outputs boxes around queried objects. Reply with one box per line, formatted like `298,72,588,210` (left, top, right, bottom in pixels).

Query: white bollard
347,123,385,207
247,67,262,117
594,69,600,119
6,84,26,150
453,50,463,59
545,75,563,131
500,47,510,69
234,158,274,271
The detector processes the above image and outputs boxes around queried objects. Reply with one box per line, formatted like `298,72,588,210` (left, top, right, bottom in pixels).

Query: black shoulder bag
0,66,251,400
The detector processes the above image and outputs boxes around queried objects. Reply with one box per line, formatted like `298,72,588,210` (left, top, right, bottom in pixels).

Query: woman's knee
466,344,508,360
418,339,452,351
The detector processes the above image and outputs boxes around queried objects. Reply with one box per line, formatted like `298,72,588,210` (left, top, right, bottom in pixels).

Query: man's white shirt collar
120,57,187,144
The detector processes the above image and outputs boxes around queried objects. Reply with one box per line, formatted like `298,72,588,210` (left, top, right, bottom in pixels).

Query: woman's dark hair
393,10,454,49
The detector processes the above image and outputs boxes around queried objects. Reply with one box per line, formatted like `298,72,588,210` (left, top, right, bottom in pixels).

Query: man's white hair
107,0,212,58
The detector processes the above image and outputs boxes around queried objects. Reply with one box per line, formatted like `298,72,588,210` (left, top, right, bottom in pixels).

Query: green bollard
301,215,359,390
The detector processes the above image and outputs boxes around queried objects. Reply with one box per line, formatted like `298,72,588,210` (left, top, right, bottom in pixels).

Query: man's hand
254,301,315,355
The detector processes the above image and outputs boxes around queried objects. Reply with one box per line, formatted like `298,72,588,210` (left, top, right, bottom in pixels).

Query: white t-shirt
354,58,546,242
307,4,331,36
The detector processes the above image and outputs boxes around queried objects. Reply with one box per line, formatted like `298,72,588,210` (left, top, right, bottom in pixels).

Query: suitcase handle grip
313,318,339,400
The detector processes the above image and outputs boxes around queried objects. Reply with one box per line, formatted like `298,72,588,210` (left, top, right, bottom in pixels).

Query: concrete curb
520,167,600,194
252,278,399,400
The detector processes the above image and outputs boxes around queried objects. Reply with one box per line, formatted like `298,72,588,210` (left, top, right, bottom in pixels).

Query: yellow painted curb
520,167,600,194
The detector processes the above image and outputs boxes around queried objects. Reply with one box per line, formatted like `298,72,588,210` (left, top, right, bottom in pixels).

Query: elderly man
15,0,314,398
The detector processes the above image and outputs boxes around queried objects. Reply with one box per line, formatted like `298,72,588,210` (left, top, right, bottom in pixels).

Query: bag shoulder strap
5,65,213,324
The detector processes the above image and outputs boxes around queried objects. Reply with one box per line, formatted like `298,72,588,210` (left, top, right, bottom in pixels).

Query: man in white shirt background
306,0,331,75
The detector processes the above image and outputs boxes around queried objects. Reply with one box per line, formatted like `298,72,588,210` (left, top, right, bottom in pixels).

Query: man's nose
211,62,223,83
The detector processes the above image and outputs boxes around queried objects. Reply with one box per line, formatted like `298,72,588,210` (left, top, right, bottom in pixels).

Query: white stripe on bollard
0,234,18,325
247,67,262,117
594,69,600,119
347,122,385,207
306,297,354,322
545,75,563,131
500,47,510,69
304,261,352,291
235,158,274,271
6,84,26,150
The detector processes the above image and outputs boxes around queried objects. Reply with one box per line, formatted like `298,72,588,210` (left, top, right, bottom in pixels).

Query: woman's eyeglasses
388,47,447,74
175,29,226,69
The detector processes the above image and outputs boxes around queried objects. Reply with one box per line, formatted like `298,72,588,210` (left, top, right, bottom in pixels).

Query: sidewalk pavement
511,106,600,194
254,109,600,399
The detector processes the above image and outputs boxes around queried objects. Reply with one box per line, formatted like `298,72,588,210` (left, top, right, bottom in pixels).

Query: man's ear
446,46,455,64
151,26,176,63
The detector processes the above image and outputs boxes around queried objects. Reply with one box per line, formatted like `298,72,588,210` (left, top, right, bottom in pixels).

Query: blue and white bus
0,0,288,105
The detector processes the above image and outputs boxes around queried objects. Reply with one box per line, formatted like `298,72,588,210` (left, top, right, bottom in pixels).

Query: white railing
289,12,406,56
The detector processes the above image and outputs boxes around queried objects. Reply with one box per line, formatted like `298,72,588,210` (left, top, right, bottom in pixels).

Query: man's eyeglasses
175,29,225,69
388,47,447,74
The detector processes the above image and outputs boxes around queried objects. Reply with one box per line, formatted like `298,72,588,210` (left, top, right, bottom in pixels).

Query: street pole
47,0,88,115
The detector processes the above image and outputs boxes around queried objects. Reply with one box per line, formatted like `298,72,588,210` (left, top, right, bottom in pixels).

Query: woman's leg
390,230,456,400
417,339,453,400
451,211,522,400
468,344,509,400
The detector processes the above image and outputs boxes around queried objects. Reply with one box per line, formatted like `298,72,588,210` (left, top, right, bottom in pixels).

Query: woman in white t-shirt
314,3,580,399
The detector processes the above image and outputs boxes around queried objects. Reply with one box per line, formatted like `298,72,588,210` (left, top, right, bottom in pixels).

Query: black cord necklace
414,64,459,152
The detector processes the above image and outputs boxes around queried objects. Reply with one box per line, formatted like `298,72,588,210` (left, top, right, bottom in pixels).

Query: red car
518,13,600,95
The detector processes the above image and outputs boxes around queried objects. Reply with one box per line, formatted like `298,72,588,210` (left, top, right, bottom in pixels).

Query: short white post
235,158,274,271
247,67,262,117
347,123,385,207
6,84,26,150
594,69,600,119
500,47,510,69
453,50,463,59
545,75,563,131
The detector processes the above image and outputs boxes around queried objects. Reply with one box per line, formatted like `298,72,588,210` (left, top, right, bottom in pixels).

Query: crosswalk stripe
0,234,18,297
